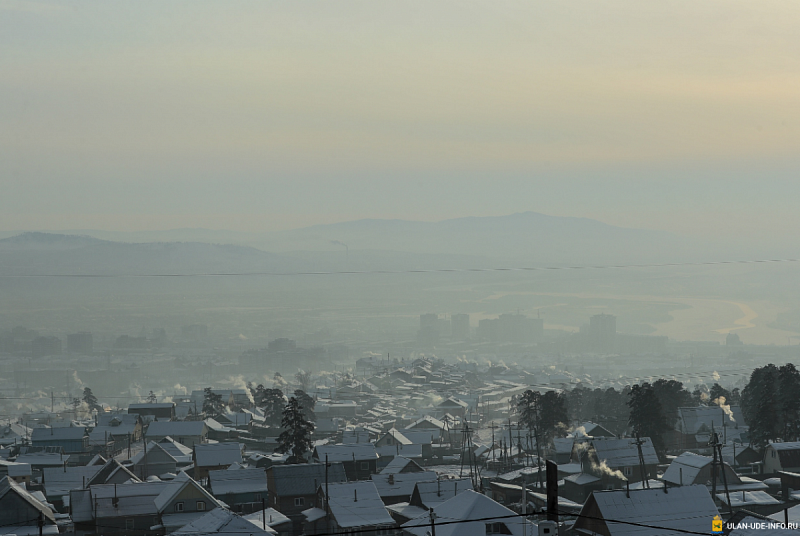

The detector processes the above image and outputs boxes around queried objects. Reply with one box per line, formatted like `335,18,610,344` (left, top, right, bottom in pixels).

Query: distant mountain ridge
0,232,304,276
0,212,723,273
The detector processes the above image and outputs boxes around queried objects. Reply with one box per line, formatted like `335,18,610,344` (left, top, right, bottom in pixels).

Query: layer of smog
3,3,800,535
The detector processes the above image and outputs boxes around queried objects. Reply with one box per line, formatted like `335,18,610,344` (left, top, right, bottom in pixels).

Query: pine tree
652,379,693,428
295,370,313,393
779,364,800,441
261,388,286,427
540,391,569,442
202,387,225,415
628,383,668,459
277,396,314,463
82,387,102,413
709,383,731,404
147,391,157,403
741,364,780,447
294,389,316,422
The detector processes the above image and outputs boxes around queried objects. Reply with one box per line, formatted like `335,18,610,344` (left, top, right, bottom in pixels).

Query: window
126,519,135,530
274,496,278,505
772,451,776,458
623,466,632,476
377,526,394,536
255,493,262,501
175,502,184,512
360,461,369,470
486,523,504,534
295,497,305,507
197,501,206,511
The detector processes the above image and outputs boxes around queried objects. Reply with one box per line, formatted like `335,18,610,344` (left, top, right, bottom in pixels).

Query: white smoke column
571,426,588,438
228,375,255,405
712,371,721,381
712,396,735,423
593,459,627,481
71,371,84,387
173,383,188,395
572,441,627,480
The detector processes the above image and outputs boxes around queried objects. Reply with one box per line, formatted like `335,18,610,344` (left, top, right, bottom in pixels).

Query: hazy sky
2,0,800,239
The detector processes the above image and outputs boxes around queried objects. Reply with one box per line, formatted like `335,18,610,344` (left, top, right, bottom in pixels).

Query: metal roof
574,485,718,536
209,467,267,496
194,443,243,468
268,462,347,497
324,481,394,528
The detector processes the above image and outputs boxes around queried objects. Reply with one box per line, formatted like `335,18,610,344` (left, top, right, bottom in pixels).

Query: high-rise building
418,313,442,345
589,313,616,352
31,336,62,358
451,314,470,340
67,332,93,354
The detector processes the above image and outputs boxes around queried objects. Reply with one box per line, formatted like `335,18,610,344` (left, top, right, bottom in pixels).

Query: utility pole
633,435,650,489
325,454,330,533
714,433,733,516
429,510,437,536
711,433,718,503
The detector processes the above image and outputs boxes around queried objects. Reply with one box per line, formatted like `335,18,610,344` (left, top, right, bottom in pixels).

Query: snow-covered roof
209,467,267,495
243,508,291,528
31,427,87,442
376,444,423,459
381,429,412,445
553,437,574,454
342,430,371,444
42,465,102,499
401,430,438,444
380,456,424,475
302,507,326,523
717,490,779,507
146,421,207,438
203,418,231,433
268,462,347,497
574,485,718,536
0,476,57,525
194,443,243,467
678,406,735,435
89,481,169,517
158,436,194,463
130,441,177,465
324,481,394,528
386,502,428,521
496,466,543,482
411,478,473,509
371,472,437,498
14,453,66,467
173,507,276,536
153,472,220,513
405,415,446,431
767,441,800,451
314,443,378,462
564,473,600,485
438,397,469,409
404,490,535,536
662,452,741,487
590,437,659,467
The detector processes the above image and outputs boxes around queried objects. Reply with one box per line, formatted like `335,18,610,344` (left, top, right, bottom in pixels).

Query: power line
78,506,718,536
0,257,798,278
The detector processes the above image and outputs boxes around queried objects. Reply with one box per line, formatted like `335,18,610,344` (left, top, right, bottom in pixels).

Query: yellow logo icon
711,515,724,533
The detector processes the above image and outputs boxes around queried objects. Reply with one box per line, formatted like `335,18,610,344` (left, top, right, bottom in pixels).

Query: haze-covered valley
2,212,798,350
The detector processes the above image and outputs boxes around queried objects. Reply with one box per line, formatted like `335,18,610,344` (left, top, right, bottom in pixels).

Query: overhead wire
0,256,797,278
